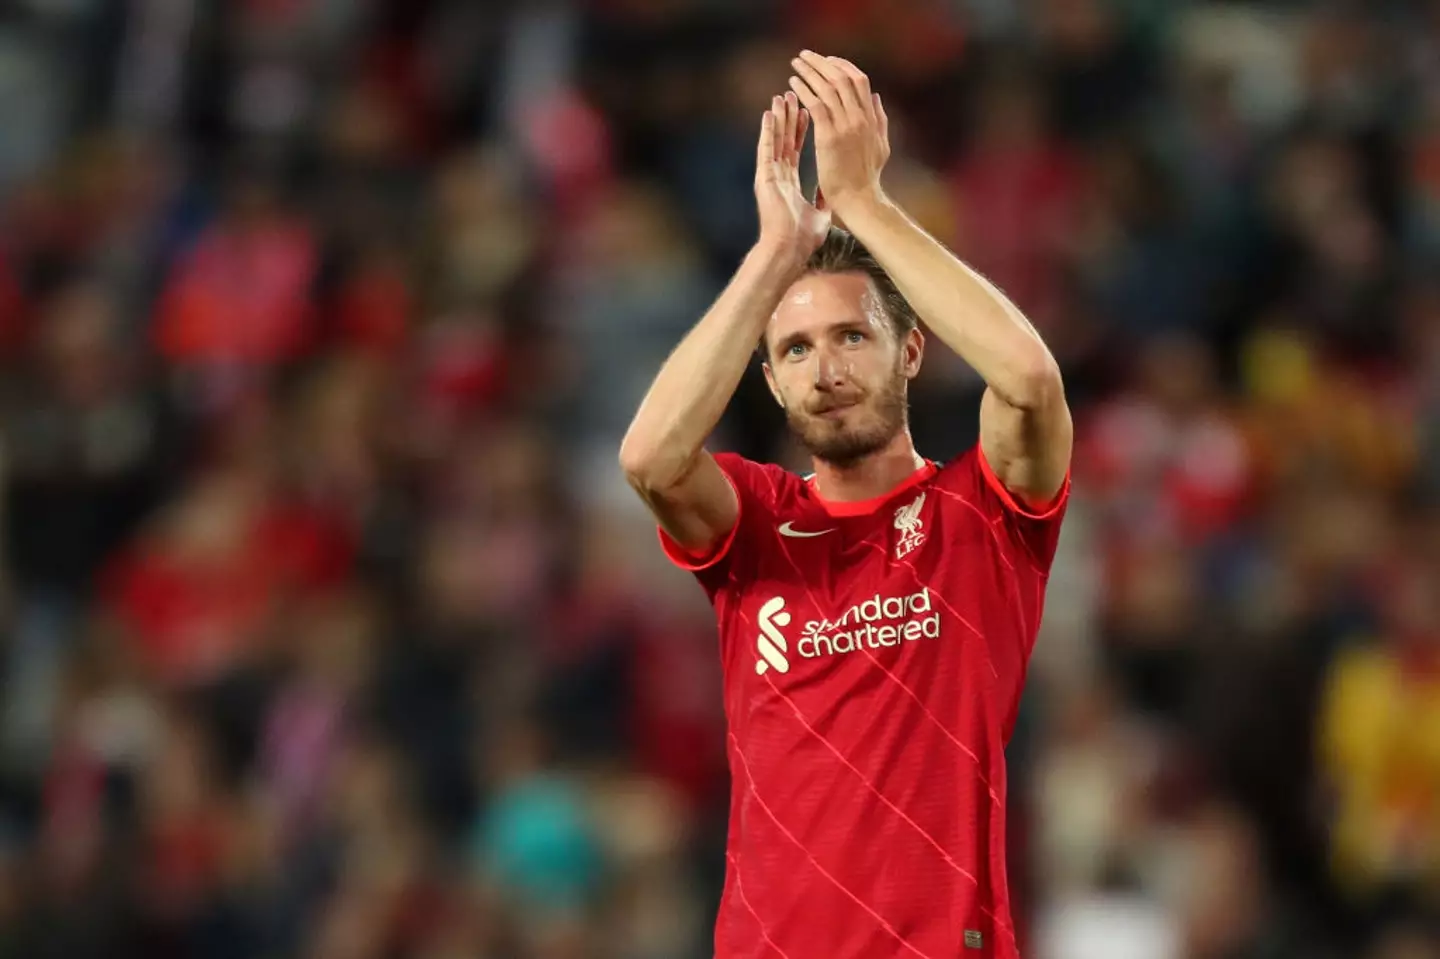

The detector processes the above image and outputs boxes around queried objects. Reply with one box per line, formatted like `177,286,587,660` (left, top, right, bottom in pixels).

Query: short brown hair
760,228,920,358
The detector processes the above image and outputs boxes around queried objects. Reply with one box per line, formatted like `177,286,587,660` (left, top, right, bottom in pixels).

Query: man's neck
810,430,925,503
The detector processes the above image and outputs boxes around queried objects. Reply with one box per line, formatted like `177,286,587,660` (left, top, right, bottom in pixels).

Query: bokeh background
0,0,1437,957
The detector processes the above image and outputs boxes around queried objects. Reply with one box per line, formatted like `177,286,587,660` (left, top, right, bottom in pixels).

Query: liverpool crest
894,492,927,559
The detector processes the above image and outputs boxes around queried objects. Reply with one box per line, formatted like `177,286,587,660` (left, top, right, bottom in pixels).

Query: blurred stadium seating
0,1,1436,957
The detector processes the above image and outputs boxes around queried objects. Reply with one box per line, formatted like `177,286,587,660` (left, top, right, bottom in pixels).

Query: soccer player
619,52,1072,959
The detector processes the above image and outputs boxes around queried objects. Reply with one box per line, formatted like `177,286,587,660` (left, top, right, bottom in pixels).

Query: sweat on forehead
761,273,889,353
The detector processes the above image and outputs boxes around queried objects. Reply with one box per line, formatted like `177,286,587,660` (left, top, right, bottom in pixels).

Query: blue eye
844,331,864,345
787,343,808,358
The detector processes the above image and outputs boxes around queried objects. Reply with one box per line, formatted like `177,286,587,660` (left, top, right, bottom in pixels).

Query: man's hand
756,92,831,268
788,51,891,220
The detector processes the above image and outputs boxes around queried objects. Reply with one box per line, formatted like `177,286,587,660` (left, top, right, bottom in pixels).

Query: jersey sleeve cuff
656,469,743,571
977,445,1070,520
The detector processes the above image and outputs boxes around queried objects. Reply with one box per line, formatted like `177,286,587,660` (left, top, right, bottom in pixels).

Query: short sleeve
938,445,1070,573
656,452,781,591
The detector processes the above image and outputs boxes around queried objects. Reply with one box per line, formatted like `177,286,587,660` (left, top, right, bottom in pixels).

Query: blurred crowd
0,0,1437,957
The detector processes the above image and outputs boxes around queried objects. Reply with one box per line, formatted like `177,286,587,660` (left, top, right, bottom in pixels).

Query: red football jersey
660,446,1069,959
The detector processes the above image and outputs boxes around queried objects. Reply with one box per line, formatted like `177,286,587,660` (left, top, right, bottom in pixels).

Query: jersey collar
806,460,938,517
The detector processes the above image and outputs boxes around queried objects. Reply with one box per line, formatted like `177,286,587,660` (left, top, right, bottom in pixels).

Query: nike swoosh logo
778,522,835,538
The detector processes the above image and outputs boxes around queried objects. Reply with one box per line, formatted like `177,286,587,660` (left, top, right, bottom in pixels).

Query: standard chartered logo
753,589,941,675
755,596,792,674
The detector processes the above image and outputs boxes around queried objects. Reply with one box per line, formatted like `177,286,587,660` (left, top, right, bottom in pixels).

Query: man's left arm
788,51,1072,506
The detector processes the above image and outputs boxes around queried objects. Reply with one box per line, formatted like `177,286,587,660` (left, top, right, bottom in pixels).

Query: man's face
763,272,922,467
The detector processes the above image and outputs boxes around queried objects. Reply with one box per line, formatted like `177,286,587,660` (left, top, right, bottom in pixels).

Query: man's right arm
618,243,801,556
619,91,827,558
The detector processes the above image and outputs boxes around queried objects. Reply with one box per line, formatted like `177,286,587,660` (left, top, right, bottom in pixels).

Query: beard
785,369,909,469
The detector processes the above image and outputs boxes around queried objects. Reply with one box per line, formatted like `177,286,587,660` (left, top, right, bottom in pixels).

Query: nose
813,345,847,391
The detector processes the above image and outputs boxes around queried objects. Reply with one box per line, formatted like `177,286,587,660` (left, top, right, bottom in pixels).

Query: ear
901,327,924,380
761,362,786,408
